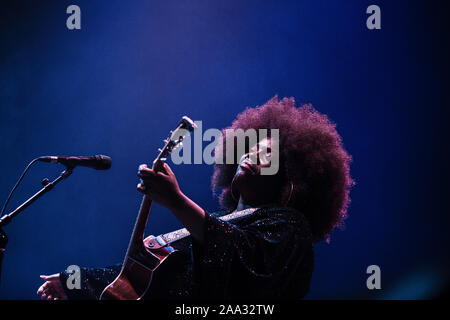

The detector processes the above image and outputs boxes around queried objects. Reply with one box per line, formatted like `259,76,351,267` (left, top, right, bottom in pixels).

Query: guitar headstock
153,116,197,167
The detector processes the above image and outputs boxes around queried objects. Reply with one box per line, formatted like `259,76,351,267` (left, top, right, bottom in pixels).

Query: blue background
0,0,448,299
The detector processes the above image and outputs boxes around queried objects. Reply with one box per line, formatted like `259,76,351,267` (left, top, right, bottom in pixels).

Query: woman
37,96,353,300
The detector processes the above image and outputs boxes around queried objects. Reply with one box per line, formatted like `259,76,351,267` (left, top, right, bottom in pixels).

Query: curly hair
212,96,354,242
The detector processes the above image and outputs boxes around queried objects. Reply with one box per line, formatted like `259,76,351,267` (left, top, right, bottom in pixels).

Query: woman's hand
138,162,206,243
137,162,184,210
37,274,67,300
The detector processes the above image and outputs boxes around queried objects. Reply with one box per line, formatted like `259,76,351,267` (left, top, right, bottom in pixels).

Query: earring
285,181,294,206
230,175,240,203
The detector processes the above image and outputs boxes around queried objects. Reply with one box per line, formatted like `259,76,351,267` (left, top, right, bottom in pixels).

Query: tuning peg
158,148,163,152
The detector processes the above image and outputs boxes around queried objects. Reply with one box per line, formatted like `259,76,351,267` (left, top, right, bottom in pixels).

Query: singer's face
231,138,282,206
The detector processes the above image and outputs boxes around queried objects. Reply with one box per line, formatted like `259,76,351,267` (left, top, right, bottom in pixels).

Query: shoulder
255,206,312,234
212,206,312,238
250,206,309,225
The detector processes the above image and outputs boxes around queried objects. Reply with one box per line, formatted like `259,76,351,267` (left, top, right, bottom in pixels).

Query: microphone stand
0,167,73,227
0,167,73,283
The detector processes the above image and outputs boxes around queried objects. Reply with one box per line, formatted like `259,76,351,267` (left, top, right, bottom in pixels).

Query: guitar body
100,236,177,300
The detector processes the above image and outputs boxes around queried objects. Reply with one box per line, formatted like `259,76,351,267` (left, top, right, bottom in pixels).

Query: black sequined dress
59,206,314,300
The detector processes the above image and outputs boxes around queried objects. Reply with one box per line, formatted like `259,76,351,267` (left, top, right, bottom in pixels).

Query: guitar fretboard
160,207,258,244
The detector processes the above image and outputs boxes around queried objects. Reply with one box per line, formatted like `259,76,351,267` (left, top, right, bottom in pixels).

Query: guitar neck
125,158,167,256
159,207,259,245
124,195,153,259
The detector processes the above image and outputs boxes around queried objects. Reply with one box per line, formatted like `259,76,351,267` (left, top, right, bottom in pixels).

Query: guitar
100,116,197,300
100,116,259,300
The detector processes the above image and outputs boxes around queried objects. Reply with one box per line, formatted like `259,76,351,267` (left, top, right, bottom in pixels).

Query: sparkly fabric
60,264,121,300
60,206,314,300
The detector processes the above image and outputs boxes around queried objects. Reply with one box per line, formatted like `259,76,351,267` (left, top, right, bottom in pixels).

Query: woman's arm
37,265,121,300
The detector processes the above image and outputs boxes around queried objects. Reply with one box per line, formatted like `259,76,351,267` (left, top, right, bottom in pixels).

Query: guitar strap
155,207,260,247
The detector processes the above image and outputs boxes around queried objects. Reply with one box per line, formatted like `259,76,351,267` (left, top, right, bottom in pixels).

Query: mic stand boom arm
0,167,73,228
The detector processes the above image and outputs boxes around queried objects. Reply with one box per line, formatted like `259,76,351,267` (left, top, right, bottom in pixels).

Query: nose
240,150,262,165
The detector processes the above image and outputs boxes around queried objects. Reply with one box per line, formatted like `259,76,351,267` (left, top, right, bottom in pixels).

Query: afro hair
212,96,354,242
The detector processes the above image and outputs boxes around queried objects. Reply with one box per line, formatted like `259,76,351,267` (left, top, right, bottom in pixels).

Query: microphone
38,155,112,170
